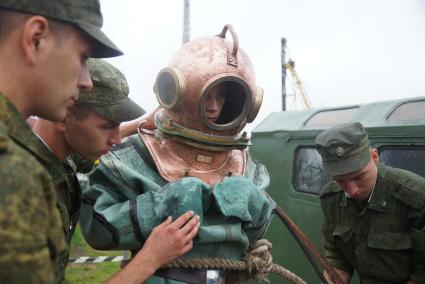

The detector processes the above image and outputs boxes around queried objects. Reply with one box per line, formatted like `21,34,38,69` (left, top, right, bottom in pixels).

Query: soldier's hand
119,106,160,138
139,210,200,269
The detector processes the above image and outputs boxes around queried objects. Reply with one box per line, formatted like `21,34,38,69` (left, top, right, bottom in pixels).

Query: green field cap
76,59,145,123
315,122,371,176
0,0,122,58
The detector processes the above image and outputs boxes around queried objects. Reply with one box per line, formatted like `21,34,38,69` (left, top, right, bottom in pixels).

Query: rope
165,258,306,284
165,240,307,284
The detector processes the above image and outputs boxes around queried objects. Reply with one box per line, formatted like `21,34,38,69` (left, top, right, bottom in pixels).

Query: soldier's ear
371,148,379,164
21,16,51,64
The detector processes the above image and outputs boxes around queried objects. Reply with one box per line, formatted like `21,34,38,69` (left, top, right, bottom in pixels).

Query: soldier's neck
33,119,72,161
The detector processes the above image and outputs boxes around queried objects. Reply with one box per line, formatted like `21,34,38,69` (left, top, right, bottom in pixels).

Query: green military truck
250,96,425,283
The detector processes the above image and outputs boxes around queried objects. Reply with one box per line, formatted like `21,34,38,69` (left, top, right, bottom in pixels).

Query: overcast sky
100,0,425,128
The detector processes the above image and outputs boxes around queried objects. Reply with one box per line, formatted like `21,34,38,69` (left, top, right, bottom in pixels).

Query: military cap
315,122,371,176
76,59,145,123
0,0,122,58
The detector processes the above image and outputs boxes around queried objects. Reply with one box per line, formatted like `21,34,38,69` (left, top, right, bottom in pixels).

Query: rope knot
243,239,273,282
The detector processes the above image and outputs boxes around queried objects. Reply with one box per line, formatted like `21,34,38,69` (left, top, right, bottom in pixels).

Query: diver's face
204,85,225,123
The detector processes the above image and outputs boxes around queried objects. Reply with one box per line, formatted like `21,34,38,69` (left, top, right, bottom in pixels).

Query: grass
65,225,126,283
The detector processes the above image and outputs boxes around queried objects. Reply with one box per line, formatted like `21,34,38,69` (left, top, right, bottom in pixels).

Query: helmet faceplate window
200,77,251,131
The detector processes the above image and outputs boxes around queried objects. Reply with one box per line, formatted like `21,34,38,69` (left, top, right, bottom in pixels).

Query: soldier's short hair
0,8,68,45
68,105,93,122
0,9,26,42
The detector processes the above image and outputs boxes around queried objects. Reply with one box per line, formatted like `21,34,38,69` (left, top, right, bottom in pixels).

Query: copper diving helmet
153,24,263,151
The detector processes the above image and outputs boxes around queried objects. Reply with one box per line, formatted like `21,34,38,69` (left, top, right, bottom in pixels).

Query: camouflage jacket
30,137,83,283
80,134,275,284
0,93,66,283
320,164,425,284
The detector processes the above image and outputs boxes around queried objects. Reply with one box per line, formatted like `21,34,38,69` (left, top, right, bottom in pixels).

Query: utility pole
183,0,190,44
281,38,287,111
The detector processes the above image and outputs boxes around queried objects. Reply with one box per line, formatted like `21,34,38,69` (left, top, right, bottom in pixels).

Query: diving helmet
153,24,263,151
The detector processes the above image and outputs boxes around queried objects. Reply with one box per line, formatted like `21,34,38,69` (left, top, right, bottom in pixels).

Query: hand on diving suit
140,210,200,268
105,211,200,284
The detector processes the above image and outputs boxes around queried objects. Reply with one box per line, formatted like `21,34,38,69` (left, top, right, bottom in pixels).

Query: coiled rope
165,240,307,284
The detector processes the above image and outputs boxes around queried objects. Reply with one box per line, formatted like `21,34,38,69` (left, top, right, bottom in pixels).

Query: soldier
315,122,425,284
32,59,200,283
0,0,121,282
0,1,198,283
80,24,276,283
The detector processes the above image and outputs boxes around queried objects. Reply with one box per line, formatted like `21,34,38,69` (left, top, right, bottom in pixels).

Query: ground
66,225,124,283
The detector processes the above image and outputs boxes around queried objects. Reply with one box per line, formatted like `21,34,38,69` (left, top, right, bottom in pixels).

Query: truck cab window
293,147,330,195
379,147,425,178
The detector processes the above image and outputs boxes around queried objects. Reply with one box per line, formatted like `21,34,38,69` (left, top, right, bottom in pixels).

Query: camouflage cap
0,0,122,58
76,59,145,123
315,122,371,176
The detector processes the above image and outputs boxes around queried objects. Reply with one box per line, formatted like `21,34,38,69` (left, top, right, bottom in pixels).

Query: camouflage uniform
320,164,425,283
29,138,83,283
0,0,122,282
0,94,66,283
32,59,143,283
316,123,425,283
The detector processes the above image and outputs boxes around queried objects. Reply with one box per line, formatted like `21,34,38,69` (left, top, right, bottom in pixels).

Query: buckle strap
154,268,208,284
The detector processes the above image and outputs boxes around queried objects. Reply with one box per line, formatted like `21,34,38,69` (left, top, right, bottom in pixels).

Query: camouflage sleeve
321,224,354,275
0,148,65,283
409,204,425,283
320,196,354,275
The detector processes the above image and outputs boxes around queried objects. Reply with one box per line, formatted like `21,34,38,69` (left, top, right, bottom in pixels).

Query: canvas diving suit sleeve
80,152,163,250
80,153,213,251
242,154,276,241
